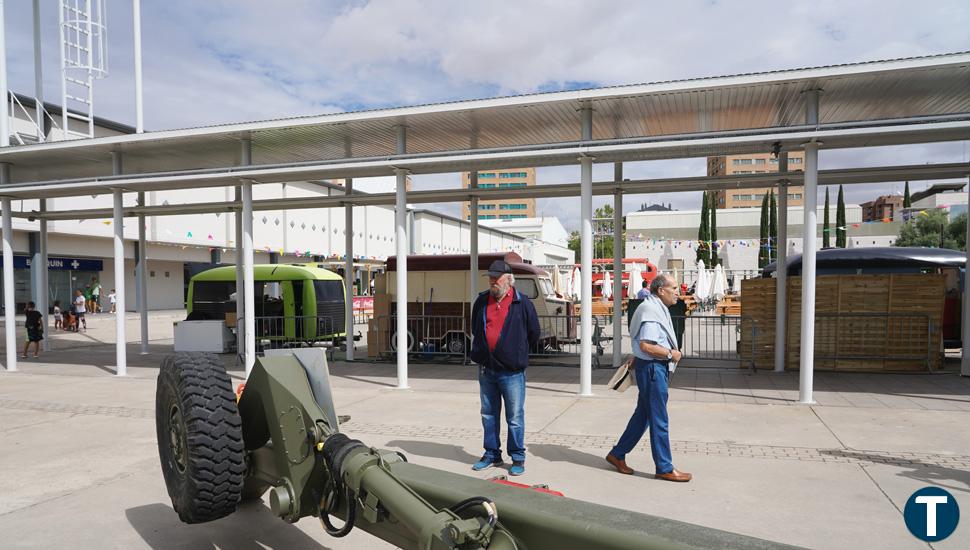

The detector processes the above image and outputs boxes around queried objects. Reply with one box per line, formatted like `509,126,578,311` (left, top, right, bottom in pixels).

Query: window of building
499,172,528,178
755,158,766,164
732,158,753,165
790,158,803,164
735,170,753,174
732,194,753,201
788,193,802,200
478,172,496,178
499,214,528,219
769,158,779,164
479,183,496,188
478,204,496,210
480,215,496,219
499,203,527,210
499,182,527,188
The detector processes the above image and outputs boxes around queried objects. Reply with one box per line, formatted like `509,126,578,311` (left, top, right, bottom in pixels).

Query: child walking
23,302,43,358
53,300,62,330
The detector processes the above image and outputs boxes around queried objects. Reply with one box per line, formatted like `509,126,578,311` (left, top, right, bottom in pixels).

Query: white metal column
32,0,45,142
344,176,354,361
579,104,594,396
1,166,15,371
799,90,821,403
394,135,409,388
469,171,479,305
39,199,49,351
0,0,8,148
241,180,255,376
236,139,250,367
137,191,148,354
963,180,970,377
132,0,143,133
612,162,623,368
112,186,127,376
774,153,789,372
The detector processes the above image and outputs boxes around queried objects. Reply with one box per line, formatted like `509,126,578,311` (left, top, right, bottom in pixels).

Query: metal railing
673,315,758,368
251,315,344,353
373,315,469,361
812,313,934,370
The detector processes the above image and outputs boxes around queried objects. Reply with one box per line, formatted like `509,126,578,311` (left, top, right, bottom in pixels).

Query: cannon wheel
156,353,246,524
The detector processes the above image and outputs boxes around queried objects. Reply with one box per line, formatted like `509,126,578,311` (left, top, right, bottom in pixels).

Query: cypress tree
903,181,911,208
697,191,710,264
823,187,831,248
710,192,719,266
769,190,778,264
836,185,847,248
758,193,769,268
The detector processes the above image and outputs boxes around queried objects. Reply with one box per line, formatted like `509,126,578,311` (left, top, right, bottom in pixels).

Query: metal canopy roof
0,51,968,196
18,163,969,221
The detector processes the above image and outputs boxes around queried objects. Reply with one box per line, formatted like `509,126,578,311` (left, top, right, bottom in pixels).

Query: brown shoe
605,454,634,475
655,469,692,482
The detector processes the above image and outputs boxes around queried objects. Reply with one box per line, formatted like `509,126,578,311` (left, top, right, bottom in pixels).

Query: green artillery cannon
155,350,800,549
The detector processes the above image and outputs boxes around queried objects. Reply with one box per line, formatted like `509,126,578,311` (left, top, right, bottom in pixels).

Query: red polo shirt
485,290,514,352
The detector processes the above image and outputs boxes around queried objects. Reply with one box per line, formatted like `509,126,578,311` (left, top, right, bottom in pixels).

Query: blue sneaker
472,456,503,471
509,461,525,476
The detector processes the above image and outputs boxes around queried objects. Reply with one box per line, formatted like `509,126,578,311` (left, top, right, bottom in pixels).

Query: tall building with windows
708,152,805,209
461,168,537,220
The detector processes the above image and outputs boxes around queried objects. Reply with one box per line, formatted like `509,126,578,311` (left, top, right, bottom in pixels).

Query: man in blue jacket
469,260,540,476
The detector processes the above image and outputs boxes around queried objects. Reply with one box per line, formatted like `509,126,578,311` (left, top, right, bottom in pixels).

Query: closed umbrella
732,272,742,294
712,264,726,302
695,260,711,302
626,263,642,299
601,270,612,301
570,267,582,301
551,268,563,295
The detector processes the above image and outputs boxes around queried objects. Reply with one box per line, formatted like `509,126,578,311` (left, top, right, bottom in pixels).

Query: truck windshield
539,278,554,296
516,278,539,299
193,281,235,302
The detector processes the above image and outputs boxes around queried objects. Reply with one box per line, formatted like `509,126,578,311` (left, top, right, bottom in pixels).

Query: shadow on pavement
384,439,480,464
819,449,970,494
126,501,332,550
529,443,663,481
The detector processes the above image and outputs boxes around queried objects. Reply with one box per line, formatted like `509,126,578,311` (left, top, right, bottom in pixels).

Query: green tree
758,193,769,268
709,192,719,266
769,190,777,264
696,191,710,264
822,187,831,248
836,185,847,248
895,210,966,250
903,181,911,208
567,230,581,258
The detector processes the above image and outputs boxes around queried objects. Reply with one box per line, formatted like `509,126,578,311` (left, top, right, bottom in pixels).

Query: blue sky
3,0,970,229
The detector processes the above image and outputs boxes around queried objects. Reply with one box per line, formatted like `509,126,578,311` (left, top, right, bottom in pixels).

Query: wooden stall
740,274,945,372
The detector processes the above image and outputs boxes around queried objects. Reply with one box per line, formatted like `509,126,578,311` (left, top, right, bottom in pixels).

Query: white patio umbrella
732,272,742,294
601,270,613,301
626,263,642,299
551,267,564,295
694,260,711,302
712,264,726,302
570,267,582,301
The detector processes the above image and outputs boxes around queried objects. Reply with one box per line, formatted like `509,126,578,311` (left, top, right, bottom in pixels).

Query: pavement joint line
808,405,848,449
342,421,970,469
534,397,581,433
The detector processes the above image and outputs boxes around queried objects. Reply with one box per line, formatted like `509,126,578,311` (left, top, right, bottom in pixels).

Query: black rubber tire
156,352,246,524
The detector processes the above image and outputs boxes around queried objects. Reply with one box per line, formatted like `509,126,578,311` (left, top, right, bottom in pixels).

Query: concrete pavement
1,313,969,549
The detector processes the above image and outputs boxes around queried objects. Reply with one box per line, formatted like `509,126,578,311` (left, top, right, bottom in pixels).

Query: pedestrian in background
22,302,43,358
469,260,540,476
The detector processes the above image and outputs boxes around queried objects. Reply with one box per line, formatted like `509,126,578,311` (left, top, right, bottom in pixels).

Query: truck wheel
156,353,246,524
446,334,470,354
390,330,415,352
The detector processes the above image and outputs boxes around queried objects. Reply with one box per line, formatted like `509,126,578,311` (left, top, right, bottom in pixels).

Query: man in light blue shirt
606,274,692,482
636,280,651,300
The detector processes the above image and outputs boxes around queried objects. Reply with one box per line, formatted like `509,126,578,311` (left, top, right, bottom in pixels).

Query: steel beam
579,104,593,396
612,162,623,368
39,198,48,351
799,90,821,404
344,176,354,362
32,0,44,142
1,166,15,371
774,153,789,372
112,152,127,376
242,180,255,376
133,0,144,133
395,126,409,389
469,171,479,305
137,191,148,354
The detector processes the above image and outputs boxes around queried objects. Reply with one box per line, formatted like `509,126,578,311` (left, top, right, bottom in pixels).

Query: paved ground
1,312,969,549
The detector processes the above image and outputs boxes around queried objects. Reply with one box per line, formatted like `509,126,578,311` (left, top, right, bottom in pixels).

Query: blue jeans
479,368,526,463
609,358,674,474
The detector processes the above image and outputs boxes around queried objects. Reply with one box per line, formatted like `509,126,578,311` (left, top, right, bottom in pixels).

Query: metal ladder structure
58,0,108,140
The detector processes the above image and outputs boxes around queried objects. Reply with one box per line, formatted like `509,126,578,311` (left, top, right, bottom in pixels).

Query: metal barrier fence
674,315,757,368
251,315,343,354
372,315,469,361
812,313,933,370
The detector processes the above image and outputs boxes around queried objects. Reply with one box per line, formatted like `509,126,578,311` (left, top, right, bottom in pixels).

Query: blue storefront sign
0,255,104,271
